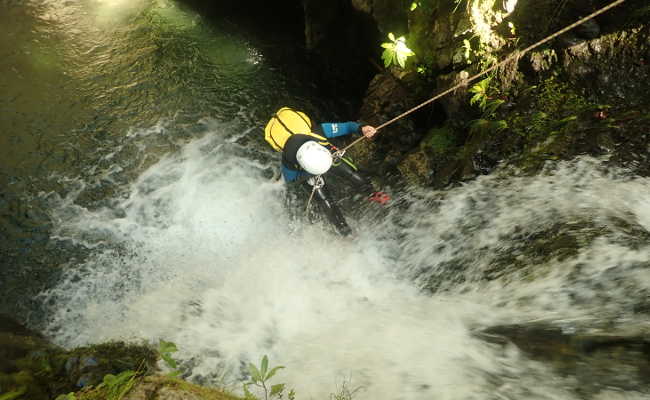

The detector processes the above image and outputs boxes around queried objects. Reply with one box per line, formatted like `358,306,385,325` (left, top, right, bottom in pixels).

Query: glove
368,191,390,205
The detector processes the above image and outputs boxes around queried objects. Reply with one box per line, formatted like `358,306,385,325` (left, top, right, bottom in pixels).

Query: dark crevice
176,0,381,115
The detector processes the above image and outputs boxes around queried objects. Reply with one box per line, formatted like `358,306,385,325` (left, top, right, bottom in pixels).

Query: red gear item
369,191,391,205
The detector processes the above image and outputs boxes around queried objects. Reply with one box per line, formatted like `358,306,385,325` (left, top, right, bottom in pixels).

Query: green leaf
485,99,505,115
244,384,257,400
469,118,491,134
260,355,269,379
388,32,396,42
270,384,285,398
558,115,578,124
54,394,76,400
380,43,393,49
248,362,262,383
410,2,418,11
532,111,548,120
397,53,407,68
265,365,285,381
492,120,509,132
1,388,27,400
161,353,177,369
381,49,395,68
103,374,117,386
159,340,178,354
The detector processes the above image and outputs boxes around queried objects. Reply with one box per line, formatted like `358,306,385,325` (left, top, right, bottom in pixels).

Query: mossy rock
0,315,158,399
479,322,650,395
397,150,431,186
71,375,242,400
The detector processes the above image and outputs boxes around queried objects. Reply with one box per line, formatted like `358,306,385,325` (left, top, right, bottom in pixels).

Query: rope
342,0,626,153
305,175,324,215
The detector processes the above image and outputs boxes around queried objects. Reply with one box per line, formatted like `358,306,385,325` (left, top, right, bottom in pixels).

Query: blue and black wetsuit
282,121,375,236
281,121,361,182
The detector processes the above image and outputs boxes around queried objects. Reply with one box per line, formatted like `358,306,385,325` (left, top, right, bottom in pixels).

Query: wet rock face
329,0,650,186
351,0,409,36
479,323,650,396
301,0,380,100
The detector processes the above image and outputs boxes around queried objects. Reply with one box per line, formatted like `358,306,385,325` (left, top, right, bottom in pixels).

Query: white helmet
296,141,333,175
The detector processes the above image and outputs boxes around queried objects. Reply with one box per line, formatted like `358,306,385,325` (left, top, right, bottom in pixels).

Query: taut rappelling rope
341,0,626,153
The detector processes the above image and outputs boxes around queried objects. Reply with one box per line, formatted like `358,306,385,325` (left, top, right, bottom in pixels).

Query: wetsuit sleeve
282,164,310,182
319,122,360,139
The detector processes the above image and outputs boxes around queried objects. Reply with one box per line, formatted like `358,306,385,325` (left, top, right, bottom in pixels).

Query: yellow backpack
264,107,328,152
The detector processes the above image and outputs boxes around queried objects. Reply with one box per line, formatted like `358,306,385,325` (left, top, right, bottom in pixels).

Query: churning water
40,129,650,400
3,0,650,399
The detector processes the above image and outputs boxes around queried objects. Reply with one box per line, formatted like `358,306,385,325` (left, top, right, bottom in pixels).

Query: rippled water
3,1,650,399
0,0,342,314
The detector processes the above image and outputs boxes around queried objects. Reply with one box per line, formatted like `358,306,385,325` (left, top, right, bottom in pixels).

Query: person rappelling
261,0,627,237
264,107,391,236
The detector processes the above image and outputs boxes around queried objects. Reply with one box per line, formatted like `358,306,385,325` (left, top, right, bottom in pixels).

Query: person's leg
330,158,390,205
309,183,352,236
329,157,374,194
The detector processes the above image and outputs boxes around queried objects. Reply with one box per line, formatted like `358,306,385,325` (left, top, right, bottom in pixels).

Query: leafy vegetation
329,379,363,400
158,339,182,377
381,33,415,69
468,77,508,135
243,355,294,400
49,340,182,400
0,388,27,400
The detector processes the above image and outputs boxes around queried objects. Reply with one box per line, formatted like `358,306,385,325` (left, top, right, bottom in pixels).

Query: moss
397,150,431,186
0,321,158,400
66,342,157,371
165,377,241,400
0,388,27,400
72,375,243,400
420,126,455,154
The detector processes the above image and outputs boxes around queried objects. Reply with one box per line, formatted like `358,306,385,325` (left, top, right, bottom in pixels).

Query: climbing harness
305,175,325,215
341,0,627,153
329,144,351,168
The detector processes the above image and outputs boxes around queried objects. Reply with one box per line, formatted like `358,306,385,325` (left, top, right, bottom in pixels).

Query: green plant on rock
62,370,140,400
421,126,456,154
469,118,508,136
243,355,294,400
469,77,505,117
381,33,415,69
158,339,182,377
409,0,437,13
468,77,508,135
54,394,77,400
329,378,363,400
0,388,27,400
98,370,138,400
453,0,519,69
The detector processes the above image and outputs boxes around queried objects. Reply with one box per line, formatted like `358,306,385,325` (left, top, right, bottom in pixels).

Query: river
2,1,649,400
